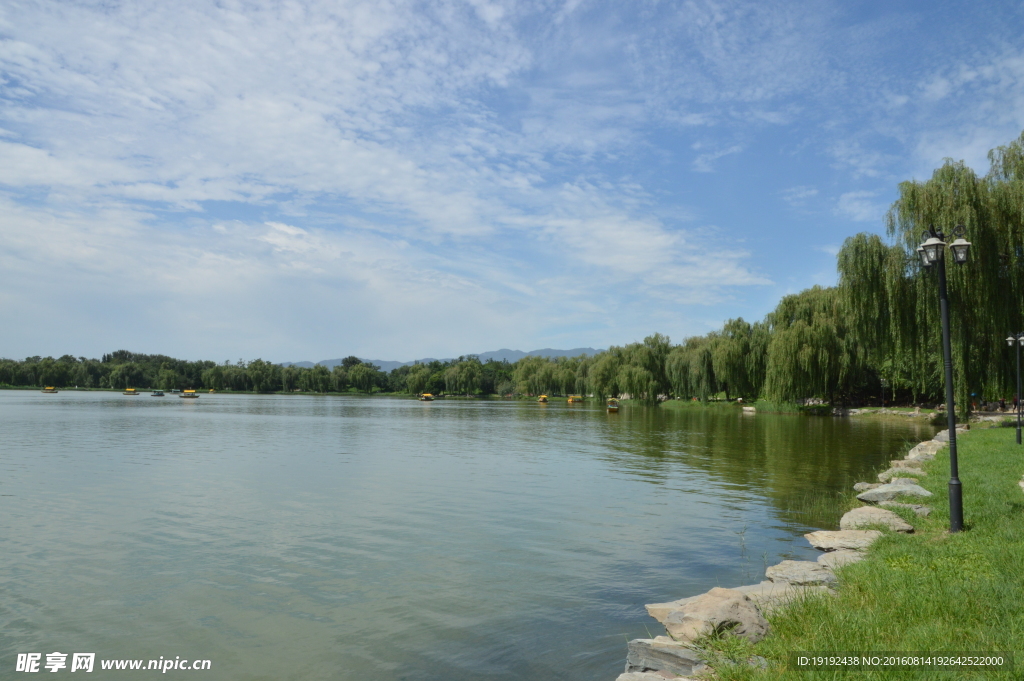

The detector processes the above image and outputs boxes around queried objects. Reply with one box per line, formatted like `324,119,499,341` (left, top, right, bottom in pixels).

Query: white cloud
4,0,1024,358
692,144,743,172
835,191,884,223
781,185,818,207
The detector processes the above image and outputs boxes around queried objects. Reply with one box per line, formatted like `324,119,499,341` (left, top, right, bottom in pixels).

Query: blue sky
2,0,1023,362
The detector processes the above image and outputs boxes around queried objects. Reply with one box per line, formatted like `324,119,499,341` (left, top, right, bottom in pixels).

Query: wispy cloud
835,191,885,223
692,144,743,172
3,0,1024,357
781,185,818,207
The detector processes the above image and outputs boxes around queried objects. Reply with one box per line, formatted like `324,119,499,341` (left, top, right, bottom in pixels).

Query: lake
0,391,936,679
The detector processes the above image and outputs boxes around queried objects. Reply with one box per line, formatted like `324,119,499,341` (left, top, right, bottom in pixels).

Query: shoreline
613,426,962,680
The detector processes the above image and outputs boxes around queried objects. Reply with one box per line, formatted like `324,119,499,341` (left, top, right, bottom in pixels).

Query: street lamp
1007,333,1024,445
919,224,971,533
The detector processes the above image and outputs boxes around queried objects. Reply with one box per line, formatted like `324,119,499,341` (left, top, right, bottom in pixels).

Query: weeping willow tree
711,318,756,400
838,132,1024,416
666,335,717,400
583,335,671,402
762,286,867,404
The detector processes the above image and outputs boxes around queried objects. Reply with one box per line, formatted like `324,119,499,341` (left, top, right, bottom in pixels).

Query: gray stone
646,597,702,624
877,467,925,483
765,560,838,586
617,672,680,681
857,483,932,503
730,581,832,613
853,482,882,491
817,549,865,569
890,477,922,486
659,587,769,643
805,530,883,551
648,582,834,626
933,426,968,443
905,440,943,460
840,506,914,533
625,639,707,677
879,502,932,517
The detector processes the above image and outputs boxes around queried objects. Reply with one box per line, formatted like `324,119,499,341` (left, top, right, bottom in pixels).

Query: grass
699,427,1024,680
777,489,862,530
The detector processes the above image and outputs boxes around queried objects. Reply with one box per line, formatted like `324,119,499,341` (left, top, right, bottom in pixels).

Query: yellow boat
179,389,199,399
41,386,58,393
419,393,434,401
606,398,619,412
538,395,548,403
567,394,583,403
123,388,140,396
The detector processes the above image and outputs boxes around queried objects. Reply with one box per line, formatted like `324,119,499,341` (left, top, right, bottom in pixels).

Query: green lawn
703,427,1024,680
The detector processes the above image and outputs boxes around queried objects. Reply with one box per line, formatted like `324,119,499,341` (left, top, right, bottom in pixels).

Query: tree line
4,133,1024,411
0,350,519,396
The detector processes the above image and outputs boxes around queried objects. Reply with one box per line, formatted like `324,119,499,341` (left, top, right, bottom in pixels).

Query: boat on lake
606,398,619,412
41,386,58,393
123,388,140,396
151,391,165,396
179,389,199,399
418,393,434,401
567,395,583,403
537,395,548,403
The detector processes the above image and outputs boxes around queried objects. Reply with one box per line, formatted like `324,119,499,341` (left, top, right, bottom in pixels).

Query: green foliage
763,286,867,405
836,140,1024,417
444,358,483,395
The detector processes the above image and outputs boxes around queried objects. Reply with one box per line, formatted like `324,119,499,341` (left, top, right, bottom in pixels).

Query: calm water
0,392,936,680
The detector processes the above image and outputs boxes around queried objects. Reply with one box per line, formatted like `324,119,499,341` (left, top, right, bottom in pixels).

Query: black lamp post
917,224,971,533
1007,333,1024,445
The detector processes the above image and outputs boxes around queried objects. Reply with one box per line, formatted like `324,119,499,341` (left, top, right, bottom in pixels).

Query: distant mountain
279,348,601,373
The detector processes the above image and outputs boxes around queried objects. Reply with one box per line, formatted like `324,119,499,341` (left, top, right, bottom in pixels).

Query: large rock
857,483,932,503
658,587,769,643
765,560,838,586
616,672,679,681
647,582,834,627
879,501,932,517
877,467,924,483
840,506,914,533
905,440,943,461
854,482,882,491
817,549,864,569
730,581,832,613
933,425,968,443
805,530,882,551
646,597,699,624
625,638,708,677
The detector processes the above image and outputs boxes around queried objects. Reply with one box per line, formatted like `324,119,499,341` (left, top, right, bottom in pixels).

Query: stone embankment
613,427,962,679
